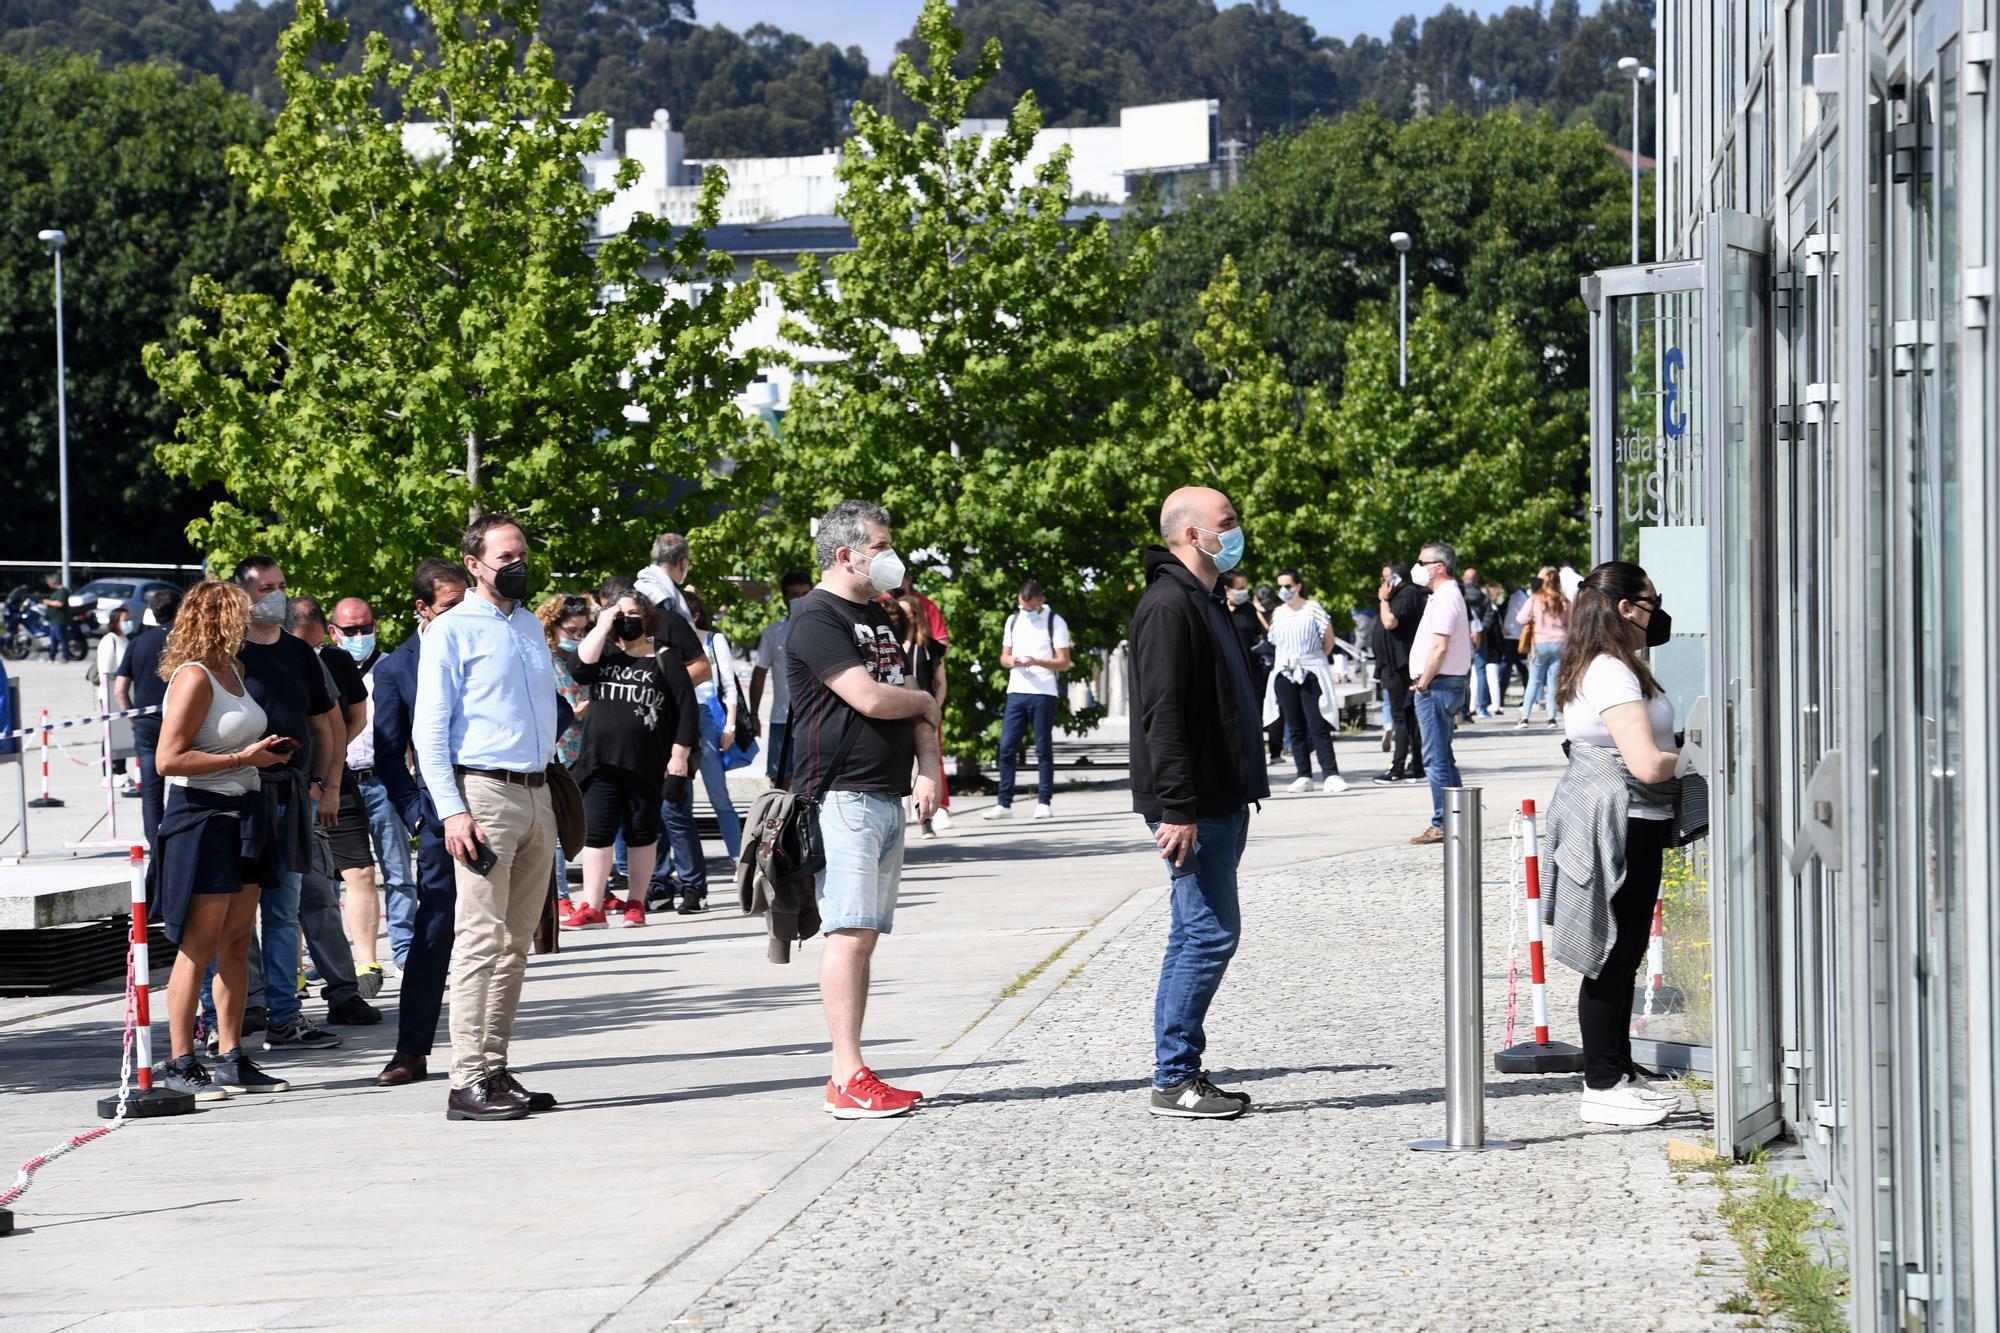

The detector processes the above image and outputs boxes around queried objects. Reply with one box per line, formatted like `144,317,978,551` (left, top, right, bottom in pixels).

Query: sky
716,2,1562,71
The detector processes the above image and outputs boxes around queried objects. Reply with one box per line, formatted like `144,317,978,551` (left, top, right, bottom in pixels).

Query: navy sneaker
212,1048,291,1094
264,1016,343,1051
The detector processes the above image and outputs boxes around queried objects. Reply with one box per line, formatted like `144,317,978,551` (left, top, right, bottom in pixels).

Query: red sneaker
604,893,627,914
619,903,646,928
562,904,608,931
823,1067,919,1119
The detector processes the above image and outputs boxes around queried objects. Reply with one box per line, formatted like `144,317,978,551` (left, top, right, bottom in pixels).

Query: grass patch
1000,930,1086,1000
1686,1153,1848,1330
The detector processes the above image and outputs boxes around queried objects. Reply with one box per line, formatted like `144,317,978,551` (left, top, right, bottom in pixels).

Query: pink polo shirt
1413,581,1474,678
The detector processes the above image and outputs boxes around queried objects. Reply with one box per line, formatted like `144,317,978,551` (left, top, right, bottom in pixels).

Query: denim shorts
815,790,905,934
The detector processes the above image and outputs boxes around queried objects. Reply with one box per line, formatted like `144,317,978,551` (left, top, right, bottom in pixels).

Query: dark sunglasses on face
335,622,375,635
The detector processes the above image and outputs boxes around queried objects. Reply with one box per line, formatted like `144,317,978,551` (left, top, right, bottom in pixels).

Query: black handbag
1671,769,1709,848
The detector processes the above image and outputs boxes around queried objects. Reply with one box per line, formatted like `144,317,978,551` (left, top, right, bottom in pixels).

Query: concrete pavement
0,706,1738,1329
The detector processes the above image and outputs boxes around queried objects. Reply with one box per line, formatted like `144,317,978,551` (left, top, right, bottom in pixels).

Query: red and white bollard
26,710,63,808
1494,798,1586,1073
1639,897,1669,1021
97,847,193,1119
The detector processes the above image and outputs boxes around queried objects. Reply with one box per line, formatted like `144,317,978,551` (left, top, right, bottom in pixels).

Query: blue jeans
697,708,743,859
1413,676,1468,829
648,779,705,897
1470,648,1491,714
356,774,417,965
1520,643,1564,721
1151,808,1250,1089
996,693,1057,808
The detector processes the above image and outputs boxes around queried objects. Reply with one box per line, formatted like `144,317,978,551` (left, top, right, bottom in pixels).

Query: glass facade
1587,1,1999,1326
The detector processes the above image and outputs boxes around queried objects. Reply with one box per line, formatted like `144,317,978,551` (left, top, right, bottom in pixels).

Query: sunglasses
335,622,375,635
1631,594,1664,610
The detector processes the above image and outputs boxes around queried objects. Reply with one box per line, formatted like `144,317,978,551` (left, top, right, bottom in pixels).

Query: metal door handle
1785,748,1845,874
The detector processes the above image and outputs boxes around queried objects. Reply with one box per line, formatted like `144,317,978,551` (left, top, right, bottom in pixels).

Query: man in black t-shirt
1373,560,1429,785
229,557,346,1052
114,586,181,847
784,500,941,1121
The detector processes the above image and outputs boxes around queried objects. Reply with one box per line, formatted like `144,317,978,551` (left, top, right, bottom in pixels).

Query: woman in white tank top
152,581,291,1101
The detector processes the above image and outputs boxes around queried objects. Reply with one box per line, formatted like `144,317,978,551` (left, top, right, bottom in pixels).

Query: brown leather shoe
497,1067,557,1113
1410,826,1445,846
445,1073,529,1121
376,1052,428,1087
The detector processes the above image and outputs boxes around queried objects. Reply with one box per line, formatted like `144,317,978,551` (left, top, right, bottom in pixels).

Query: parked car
71,578,183,630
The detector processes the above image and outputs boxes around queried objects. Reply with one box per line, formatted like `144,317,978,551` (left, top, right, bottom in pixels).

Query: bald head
332,597,373,628
1159,486,1235,550
329,596,377,654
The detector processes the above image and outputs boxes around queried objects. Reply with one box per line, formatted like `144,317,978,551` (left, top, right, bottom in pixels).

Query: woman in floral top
536,593,595,767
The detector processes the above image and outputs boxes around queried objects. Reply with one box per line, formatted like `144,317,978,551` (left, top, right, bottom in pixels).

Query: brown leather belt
454,765,546,788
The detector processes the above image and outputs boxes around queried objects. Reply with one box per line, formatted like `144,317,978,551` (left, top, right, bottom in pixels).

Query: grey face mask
250,589,288,626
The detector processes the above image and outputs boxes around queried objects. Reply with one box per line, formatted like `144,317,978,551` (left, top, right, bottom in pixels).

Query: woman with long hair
536,593,594,769
1516,564,1570,728
887,595,952,837
1543,561,1682,1127
1261,567,1348,794
151,580,292,1100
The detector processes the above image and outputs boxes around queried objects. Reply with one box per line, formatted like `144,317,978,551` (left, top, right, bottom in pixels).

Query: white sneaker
1580,1084,1670,1126
1516,718,1531,730
1622,1073,1682,1107
981,805,1013,821
1287,776,1315,794
930,807,953,832
1032,803,1053,821
1322,774,1350,795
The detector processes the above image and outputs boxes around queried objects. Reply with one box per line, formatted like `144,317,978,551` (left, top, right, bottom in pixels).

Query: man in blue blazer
372,558,471,1086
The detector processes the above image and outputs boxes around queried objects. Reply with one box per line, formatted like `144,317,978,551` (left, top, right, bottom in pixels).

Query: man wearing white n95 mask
784,500,943,1120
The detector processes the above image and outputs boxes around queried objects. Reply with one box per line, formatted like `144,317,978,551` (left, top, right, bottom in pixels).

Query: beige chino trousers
448,773,556,1089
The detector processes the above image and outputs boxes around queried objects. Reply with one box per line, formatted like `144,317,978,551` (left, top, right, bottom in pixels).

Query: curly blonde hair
159,580,251,681
535,592,595,651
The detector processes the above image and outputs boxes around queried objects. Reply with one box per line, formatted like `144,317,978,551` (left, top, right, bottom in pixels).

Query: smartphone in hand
269,736,302,755
463,838,499,877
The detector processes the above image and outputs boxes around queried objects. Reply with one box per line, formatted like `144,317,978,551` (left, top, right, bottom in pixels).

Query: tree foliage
144,0,758,632
0,50,287,564
1319,289,1587,607
708,0,1171,752
4,0,1657,157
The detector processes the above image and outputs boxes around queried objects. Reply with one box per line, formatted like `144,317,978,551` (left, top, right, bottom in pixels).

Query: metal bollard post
1412,787,1523,1153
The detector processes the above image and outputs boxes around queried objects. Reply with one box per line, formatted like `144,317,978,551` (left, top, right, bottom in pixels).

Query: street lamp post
1615,57,1655,265
36,229,72,594
1390,231,1412,388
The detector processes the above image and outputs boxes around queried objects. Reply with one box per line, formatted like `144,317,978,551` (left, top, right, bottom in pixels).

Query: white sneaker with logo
981,805,1013,821
1286,776,1315,794
1322,774,1350,795
1580,1084,1670,1126
1032,803,1053,821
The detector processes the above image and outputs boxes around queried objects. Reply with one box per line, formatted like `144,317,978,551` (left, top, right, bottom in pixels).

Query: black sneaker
264,1016,344,1051
676,894,707,916
241,1005,268,1035
1201,1071,1253,1107
1371,769,1406,786
644,888,676,914
326,995,383,1026
212,1048,291,1094
158,1054,229,1103
356,965,385,1000
1148,1075,1247,1120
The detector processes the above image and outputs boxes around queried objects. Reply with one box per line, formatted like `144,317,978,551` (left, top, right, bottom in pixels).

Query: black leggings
1577,817,1670,1089
1381,671,1423,778
1273,674,1339,778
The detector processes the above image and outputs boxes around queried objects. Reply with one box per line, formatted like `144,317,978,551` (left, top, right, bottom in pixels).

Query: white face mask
1410,561,1433,586
850,547,905,594
1277,586,1298,603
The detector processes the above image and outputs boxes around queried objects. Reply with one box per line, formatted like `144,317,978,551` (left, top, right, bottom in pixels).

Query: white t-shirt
1564,655,1678,820
696,631,738,708
1003,604,1071,697
756,616,794,723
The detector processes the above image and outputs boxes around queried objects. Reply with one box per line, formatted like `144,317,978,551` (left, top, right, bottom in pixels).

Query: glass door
1586,258,1715,1073
1703,208,1780,1153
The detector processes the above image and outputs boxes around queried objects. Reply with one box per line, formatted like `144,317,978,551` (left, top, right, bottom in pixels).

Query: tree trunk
465,428,481,522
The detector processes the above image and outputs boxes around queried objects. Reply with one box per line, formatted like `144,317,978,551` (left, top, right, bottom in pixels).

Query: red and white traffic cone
97,847,194,1120
1494,798,1586,1074
26,710,63,808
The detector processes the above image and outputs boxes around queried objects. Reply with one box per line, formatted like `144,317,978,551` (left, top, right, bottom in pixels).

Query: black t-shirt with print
785,589,915,799
238,631,334,774
568,646,698,791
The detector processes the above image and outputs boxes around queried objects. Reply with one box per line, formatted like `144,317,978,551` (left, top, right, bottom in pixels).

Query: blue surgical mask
557,638,578,652
340,633,375,660
1195,526,1245,574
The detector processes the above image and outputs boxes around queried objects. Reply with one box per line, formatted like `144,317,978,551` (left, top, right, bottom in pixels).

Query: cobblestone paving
688,841,1743,1331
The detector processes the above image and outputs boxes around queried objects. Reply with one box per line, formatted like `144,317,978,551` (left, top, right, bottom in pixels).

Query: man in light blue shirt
413,512,560,1123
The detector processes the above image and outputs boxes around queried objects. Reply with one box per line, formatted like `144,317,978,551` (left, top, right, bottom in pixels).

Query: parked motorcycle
1,586,89,661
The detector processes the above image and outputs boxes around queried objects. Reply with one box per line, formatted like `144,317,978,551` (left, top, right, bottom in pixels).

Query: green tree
1321,288,1586,607
0,51,286,564
144,0,758,631
1160,255,1339,590
709,0,1171,756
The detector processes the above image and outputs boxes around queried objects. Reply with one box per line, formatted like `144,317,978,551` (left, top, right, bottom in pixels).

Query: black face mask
491,559,531,602
615,615,646,641
1644,606,1672,648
